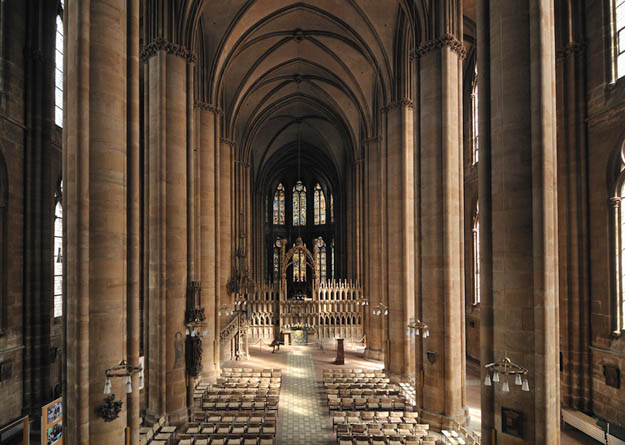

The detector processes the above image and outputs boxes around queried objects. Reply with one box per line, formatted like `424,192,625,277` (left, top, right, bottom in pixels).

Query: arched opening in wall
0,153,7,335
53,180,63,319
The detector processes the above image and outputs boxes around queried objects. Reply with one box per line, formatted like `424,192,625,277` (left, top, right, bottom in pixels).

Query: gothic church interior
0,1,623,444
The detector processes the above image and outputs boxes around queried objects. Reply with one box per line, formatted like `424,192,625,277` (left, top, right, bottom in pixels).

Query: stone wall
0,0,63,429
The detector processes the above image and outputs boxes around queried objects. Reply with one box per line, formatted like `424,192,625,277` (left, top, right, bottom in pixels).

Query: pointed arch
272,183,285,224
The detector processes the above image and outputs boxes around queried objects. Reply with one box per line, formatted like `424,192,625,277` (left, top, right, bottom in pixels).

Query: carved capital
140,38,197,63
363,136,381,145
556,41,586,60
220,137,236,147
194,102,222,114
413,33,466,59
382,98,414,113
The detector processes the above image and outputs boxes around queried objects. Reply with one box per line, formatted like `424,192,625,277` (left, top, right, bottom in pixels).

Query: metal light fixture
103,359,142,395
407,318,430,338
372,302,388,316
218,304,233,317
483,355,529,393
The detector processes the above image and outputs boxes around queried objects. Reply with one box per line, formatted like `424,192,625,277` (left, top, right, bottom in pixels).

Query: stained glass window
331,239,335,279
314,183,326,225
55,5,64,127
316,237,327,282
614,176,625,332
54,182,63,318
472,66,479,164
293,249,306,282
293,181,306,226
473,203,480,305
273,183,285,225
330,194,334,223
273,245,280,282
615,0,625,79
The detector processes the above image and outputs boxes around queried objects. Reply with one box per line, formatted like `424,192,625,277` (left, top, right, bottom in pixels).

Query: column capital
382,98,414,113
556,41,586,60
220,137,236,147
140,38,197,63
363,136,381,144
412,33,466,60
194,102,222,114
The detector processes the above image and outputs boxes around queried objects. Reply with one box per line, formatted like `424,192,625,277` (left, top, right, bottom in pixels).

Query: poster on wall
0,415,29,445
41,397,62,445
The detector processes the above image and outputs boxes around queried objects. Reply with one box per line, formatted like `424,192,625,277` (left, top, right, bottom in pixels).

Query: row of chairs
176,434,273,445
327,387,401,396
191,410,276,423
215,378,281,385
328,397,408,411
332,411,419,425
221,368,281,378
182,422,276,436
139,416,177,445
336,422,429,435
205,388,280,396
337,435,436,445
324,369,386,376
325,380,392,388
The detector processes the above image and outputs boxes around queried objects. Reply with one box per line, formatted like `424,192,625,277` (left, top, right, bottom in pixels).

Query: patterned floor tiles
277,347,333,445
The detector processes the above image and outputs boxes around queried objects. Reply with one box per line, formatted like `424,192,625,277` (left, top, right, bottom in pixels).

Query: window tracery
293,181,306,226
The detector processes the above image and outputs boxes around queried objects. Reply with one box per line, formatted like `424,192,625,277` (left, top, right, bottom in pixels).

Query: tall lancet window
292,181,306,226
330,194,334,223
472,66,479,164
614,0,625,79
273,183,285,225
293,250,306,282
331,239,335,279
314,183,326,225
613,171,625,332
316,237,327,282
472,203,480,305
54,181,63,318
273,240,281,282
55,1,64,127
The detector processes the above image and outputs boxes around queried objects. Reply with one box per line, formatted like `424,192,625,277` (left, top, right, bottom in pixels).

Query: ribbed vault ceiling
196,0,412,179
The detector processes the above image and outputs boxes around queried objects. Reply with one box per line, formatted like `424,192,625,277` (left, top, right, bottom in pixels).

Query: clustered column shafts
64,0,131,442
146,49,188,424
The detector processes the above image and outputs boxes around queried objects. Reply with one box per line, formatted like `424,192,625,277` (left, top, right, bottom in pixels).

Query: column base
418,407,470,432
364,348,384,361
144,407,188,426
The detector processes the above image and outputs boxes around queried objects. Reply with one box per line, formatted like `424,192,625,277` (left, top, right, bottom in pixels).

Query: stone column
145,48,189,424
126,0,140,442
384,102,415,376
476,0,495,440
353,159,364,284
555,0,591,413
198,105,219,378
219,138,234,325
416,32,466,427
364,137,383,361
64,0,129,442
482,1,560,443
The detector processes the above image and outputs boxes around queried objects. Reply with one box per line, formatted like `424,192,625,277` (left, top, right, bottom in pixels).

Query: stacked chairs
324,369,438,445
441,421,480,445
324,369,407,412
183,368,282,445
139,416,178,445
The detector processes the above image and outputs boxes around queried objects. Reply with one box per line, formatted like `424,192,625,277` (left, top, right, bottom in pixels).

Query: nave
139,344,593,445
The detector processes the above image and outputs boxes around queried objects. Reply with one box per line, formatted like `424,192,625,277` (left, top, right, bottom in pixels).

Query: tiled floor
223,343,597,444
277,346,333,444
